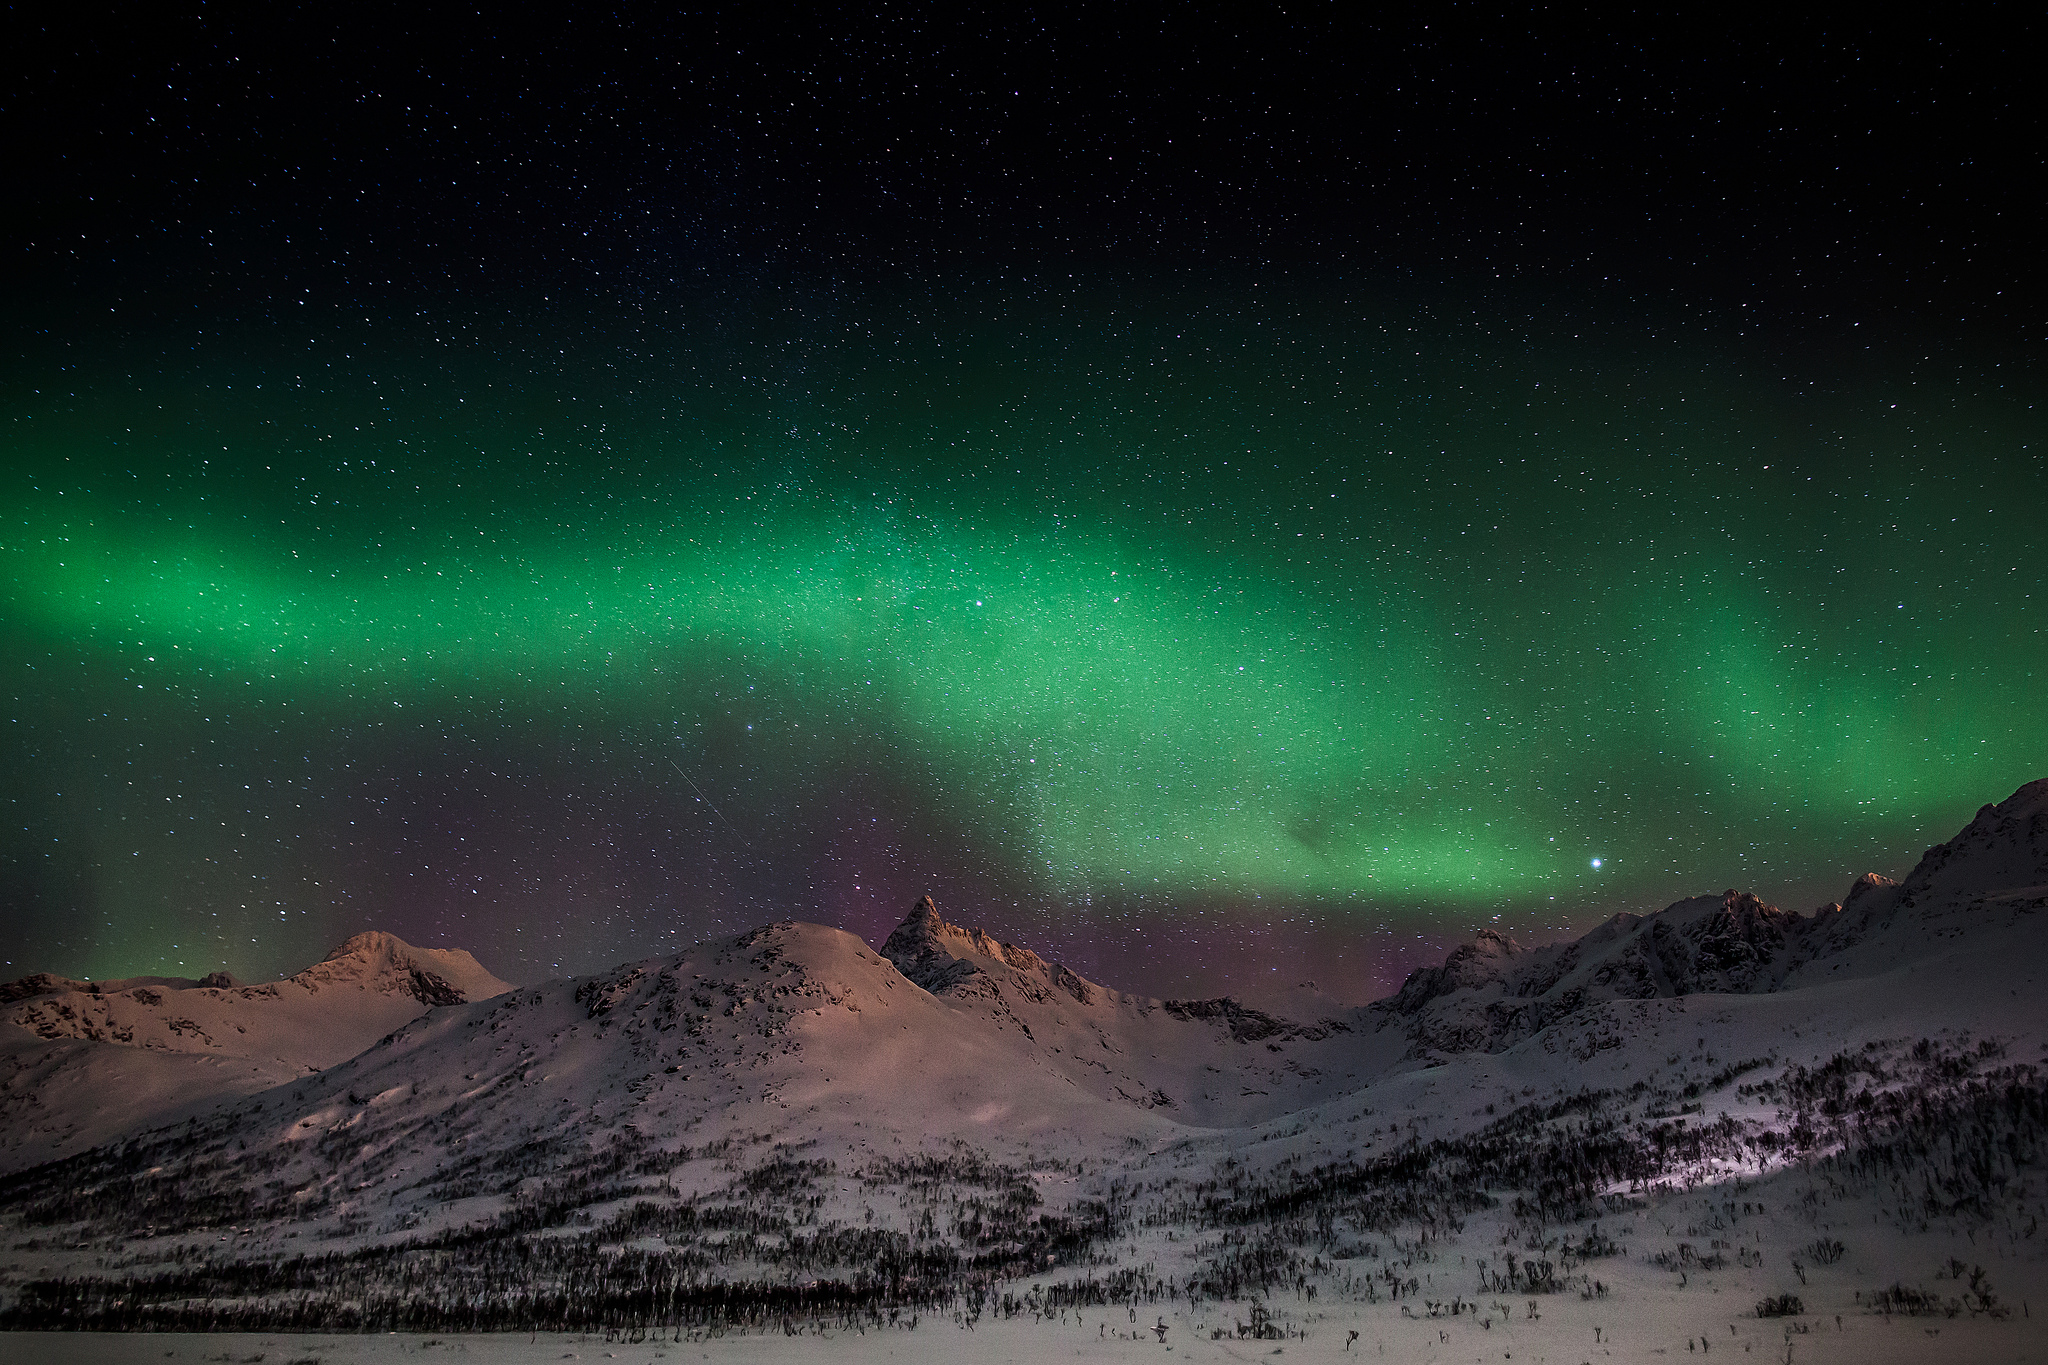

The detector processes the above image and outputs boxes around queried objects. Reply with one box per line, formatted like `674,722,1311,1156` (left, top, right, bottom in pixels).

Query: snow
0,931,511,1173
7,1287,2048,1365
1,781,2045,1363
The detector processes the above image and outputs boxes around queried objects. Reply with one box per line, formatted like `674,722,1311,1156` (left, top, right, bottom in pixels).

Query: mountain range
0,780,2043,1348
0,931,508,1173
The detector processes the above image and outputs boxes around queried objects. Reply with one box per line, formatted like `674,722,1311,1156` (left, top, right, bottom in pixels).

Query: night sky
5,10,2042,998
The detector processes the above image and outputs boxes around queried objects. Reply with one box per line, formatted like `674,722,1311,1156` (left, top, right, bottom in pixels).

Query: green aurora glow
5,286,2043,983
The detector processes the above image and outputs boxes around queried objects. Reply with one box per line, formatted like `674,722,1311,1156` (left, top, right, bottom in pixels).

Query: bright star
1590,858,1603,869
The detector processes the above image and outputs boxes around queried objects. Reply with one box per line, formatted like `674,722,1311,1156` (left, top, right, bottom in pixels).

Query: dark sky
4,8,2042,998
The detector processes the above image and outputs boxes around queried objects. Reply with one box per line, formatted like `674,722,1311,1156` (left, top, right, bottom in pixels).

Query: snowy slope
47,907,1394,1246
1,780,2045,1353
879,895,1404,1124
0,931,510,1173
1358,778,2048,1062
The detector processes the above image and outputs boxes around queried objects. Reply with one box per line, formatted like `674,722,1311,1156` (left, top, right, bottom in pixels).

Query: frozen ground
6,1265,2045,1365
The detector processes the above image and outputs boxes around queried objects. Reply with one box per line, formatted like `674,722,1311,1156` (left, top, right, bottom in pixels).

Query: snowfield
2,780,2046,1363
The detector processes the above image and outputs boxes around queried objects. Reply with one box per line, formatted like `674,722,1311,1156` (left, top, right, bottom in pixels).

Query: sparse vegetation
1805,1236,1844,1265
9,1036,2039,1335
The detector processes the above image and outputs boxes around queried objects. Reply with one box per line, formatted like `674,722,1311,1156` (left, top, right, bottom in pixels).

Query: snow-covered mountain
1366,777,2048,1059
14,899,1382,1245
0,931,510,1173
1,780,2044,1349
878,894,1391,1121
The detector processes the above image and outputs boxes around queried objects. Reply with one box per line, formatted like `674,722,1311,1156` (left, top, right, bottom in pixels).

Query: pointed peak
882,895,950,954
1466,928,1523,955
1843,871,1900,906
1712,888,1794,924
880,894,1064,992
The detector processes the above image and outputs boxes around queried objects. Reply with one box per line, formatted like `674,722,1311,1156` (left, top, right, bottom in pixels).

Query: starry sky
4,10,2043,998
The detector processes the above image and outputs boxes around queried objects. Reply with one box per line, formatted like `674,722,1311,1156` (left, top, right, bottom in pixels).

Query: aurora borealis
5,12,2043,997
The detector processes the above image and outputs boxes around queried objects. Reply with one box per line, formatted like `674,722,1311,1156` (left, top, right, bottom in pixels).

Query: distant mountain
0,931,510,1173
7,784,2043,1190
1369,778,2048,1059
67,904,1387,1242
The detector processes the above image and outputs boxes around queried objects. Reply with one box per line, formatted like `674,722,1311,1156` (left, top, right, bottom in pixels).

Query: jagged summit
869,896,1364,1112
1373,778,2048,1059
1819,871,1900,917
1373,887,1847,1055
882,895,1107,1009
1383,927,1525,1014
882,895,1050,974
883,896,1063,986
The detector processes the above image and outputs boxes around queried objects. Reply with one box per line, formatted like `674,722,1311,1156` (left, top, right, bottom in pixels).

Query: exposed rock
1162,996,1350,1043
1385,929,1525,1014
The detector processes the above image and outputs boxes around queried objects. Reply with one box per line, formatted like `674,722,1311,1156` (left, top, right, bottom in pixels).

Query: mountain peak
301,930,509,1005
888,895,949,948
879,895,1106,1013
882,896,1050,981
1995,776,2048,818
1384,927,1526,1015
1894,777,2048,904
320,930,414,966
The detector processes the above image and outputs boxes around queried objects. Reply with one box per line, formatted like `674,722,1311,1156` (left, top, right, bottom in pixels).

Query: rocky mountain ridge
0,931,512,1174
1369,778,2048,1059
2,779,2042,1205
2,931,508,1054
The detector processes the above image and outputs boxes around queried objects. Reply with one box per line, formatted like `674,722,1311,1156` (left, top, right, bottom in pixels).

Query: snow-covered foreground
8,1249,2046,1365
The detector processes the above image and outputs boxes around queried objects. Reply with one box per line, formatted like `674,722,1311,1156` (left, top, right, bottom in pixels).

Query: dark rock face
408,968,468,1008
879,896,968,990
1684,891,1804,989
1054,964,1096,1006
881,896,1053,990
0,974,75,1005
1385,930,1525,1015
1161,996,1349,1043
877,896,1070,1040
